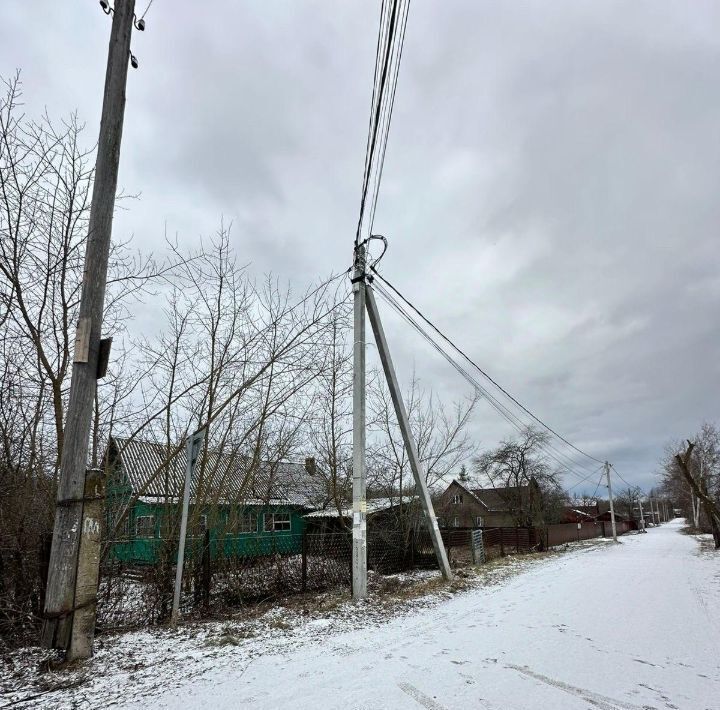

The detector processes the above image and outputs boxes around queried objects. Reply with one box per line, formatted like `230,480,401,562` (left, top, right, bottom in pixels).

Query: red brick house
437,479,541,528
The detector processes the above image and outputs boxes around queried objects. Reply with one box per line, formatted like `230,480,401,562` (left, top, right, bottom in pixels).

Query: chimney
304,457,317,475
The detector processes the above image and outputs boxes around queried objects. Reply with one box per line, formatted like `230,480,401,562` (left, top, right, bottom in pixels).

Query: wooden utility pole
605,461,618,543
42,0,137,652
352,246,368,600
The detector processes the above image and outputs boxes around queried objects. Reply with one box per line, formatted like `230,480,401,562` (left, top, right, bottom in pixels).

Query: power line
371,279,600,478
372,280,597,480
589,472,605,502
565,464,606,492
372,270,605,466
610,464,635,490
354,0,411,248
371,280,604,483
367,0,410,235
140,0,155,21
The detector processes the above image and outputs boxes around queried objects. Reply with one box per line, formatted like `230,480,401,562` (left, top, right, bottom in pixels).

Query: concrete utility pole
42,0,137,652
352,246,368,599
366,285,452,581
638,498,646,532
605,461,618,543
171,429,205,626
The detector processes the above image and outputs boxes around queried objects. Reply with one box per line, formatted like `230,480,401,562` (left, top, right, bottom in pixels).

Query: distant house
596,509,631,524
437,479,541,528
104,437,327,564
561,505,599,523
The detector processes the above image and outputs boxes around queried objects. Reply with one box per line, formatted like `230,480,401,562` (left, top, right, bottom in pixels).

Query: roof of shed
304,496,415,519
108,437,327,508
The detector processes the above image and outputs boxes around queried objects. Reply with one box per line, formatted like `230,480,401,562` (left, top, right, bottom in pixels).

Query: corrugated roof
109,437,329,508
304,496,415,519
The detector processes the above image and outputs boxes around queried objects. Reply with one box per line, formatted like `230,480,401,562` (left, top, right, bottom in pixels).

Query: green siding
106,500,307,565
105,455,308,565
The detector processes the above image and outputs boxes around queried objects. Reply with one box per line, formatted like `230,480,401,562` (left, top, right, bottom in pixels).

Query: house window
136,515,155,538
475,516,484,528
453,516,460,528
238,513,256,534
451,494,463,505
119,516,130,539
195,514,208,536
263,513,291,532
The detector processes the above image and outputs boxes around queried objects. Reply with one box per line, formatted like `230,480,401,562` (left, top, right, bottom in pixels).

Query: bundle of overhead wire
355,0,411,249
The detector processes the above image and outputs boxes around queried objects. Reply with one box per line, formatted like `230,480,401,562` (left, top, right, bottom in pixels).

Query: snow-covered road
130,521,719,710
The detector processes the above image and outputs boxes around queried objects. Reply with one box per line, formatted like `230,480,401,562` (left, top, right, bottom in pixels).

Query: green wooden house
105,437,329,565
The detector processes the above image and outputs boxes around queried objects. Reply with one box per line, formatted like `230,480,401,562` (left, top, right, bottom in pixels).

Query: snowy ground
3,520,718,709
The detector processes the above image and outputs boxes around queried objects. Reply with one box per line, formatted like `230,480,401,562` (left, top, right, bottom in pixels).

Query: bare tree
0,75,181,479
659,423,720,547
103,227,350,542
675,440,720,549
473,427,563,528
368,371,478,498
303,311,354,522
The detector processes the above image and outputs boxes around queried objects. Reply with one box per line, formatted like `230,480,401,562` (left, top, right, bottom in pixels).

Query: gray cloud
3,0,718,492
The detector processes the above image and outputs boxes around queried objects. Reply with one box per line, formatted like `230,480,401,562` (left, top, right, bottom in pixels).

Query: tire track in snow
506,664,650,710
396,682,448,710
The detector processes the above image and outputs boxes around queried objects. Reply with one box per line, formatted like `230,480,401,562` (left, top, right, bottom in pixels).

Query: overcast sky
3,0,719,494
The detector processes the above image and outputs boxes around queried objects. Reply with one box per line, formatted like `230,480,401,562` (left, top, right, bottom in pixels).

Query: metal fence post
202,529,211,611
301,531,308,593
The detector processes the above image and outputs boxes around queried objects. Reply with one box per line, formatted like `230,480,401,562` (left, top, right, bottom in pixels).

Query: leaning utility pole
352,246,368,600
366,283,452,581
605,461,618,543
350,247,453,599
42,0,137,653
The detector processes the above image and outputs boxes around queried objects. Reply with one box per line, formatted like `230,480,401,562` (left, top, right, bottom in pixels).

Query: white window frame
263,512,291,532
453,516,460,528
136,515,155,539
238,512,256,534
196,514,208,535
475,516,484,528
451,494,463,505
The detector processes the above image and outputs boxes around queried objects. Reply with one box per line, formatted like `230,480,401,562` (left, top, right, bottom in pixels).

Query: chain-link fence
96,528,426,631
